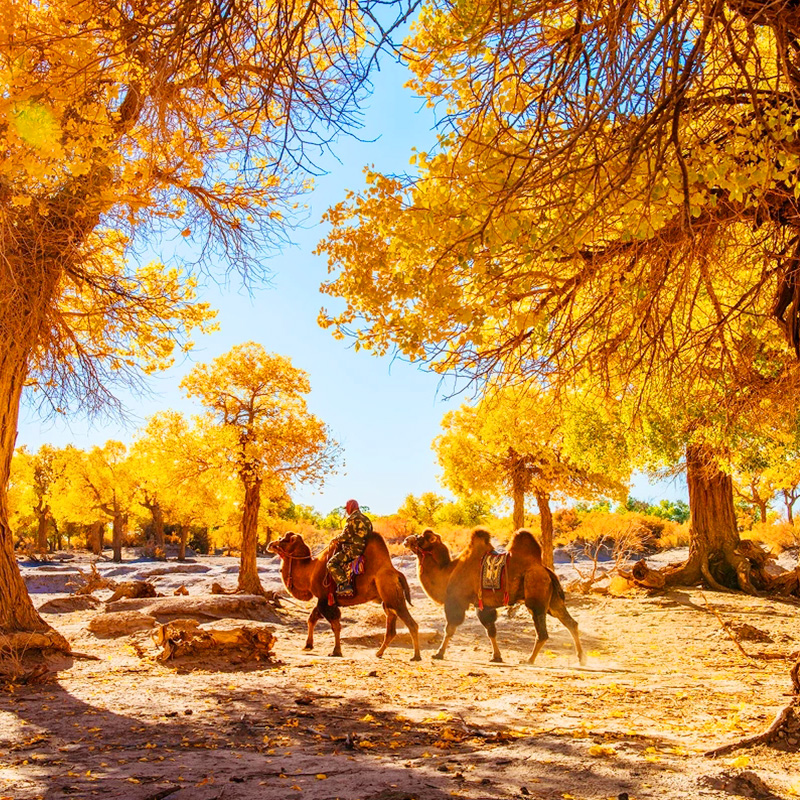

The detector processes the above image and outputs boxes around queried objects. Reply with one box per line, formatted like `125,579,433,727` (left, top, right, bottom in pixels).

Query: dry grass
742,522,800,555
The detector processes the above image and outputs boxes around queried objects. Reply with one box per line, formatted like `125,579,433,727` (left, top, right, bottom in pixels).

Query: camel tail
510,528,543,561
546,567,566,602
399,571,413,606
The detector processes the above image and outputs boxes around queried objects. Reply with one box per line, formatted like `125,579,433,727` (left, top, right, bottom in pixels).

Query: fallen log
630,559,666,590
107,581,158,602
154,618,276,665
88,611,158,638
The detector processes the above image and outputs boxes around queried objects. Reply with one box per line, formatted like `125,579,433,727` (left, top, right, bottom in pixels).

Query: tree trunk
112,507,123,563
92,521,104,555
535,490,554,569
178,524,187,562
510,453,526,530
153,503,165,549
664,444,757,593
238,476,264,594
0,334,68,650
36,505,50,552
785,490,795,524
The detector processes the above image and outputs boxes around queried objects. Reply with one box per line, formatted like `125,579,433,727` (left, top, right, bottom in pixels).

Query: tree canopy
181,342,340,593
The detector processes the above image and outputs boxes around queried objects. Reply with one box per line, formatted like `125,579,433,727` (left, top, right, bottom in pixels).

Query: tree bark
534,490,554,569
178,524,187,562
112,506,123,563
153,503,165,549
785,490,795,524
238,476,264,594
89,521,104,555
36,504,50,552
0,332,69,650
510,451,526,529
663,444,757,593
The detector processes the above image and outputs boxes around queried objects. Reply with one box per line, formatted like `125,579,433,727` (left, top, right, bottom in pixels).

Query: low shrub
743,522,800,554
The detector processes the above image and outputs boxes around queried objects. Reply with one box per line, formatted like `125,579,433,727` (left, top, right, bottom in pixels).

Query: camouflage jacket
337,510,373,548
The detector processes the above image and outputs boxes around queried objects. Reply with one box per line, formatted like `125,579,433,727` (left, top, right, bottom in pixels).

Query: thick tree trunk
662,444,758,593
89,521,103,555
535,490,554,569
178,524,187,562
36,506,50,552
0,337,69,650
238,477,264,594
112,508,123,563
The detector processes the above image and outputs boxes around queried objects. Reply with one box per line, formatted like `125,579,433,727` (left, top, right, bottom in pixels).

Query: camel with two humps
404,527,585,665
269,531,421,661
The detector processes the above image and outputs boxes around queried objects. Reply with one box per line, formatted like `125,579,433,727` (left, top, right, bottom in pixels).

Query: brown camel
269,531,421,661
404,527,585,665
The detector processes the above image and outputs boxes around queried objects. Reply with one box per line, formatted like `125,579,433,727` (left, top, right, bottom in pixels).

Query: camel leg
375,571,422,661
318,599,343,657
304,605,323,651
476,607,503,663
376,606,397,658
548,592,585,665
432,600,464,660
395,601,422,662
526,603,549,664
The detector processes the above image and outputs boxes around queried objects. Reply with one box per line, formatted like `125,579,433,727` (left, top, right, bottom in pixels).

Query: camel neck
418,550,456,605
282,554,316,601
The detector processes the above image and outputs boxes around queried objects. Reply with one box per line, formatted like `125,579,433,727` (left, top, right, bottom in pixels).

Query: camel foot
490,655,504,663
375,650,385,659
431,651,445,661
329,651,343,658
303,643,313,651
410,654,422,662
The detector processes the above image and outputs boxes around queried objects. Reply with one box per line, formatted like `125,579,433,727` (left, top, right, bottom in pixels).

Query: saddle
326,555,366,603
478,550,510,609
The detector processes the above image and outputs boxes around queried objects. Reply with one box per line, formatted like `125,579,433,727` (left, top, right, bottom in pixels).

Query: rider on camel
328,499,372,597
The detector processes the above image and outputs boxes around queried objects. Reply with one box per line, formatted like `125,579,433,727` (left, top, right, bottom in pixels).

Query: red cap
345,499,359,514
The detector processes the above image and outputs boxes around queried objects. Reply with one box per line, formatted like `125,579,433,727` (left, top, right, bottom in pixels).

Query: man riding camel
327,499,372,597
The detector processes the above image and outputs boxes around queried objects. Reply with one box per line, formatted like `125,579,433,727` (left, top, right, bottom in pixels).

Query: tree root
0,629,71,654
705,657,800,757
700,593,755,660
629,546,798,598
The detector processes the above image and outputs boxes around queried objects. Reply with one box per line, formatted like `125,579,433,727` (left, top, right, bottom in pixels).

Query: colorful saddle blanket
481,551,508,591
349,555,366,577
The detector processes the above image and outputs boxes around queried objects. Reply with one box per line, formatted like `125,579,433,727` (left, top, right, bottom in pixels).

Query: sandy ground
1,550,798,800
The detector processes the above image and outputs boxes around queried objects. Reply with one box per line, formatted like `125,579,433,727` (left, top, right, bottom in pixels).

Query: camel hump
466,528,494,557
363,530,391,559
510,528,543,561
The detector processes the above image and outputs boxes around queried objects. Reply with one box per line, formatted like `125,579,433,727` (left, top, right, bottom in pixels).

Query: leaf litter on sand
2,556,799,799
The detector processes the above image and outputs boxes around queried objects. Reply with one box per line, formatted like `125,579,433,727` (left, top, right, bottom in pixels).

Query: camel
404,527,585,665
269,531,421,661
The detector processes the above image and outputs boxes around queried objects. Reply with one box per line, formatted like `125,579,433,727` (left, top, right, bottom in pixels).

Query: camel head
404,528,449,561
268,531,312,560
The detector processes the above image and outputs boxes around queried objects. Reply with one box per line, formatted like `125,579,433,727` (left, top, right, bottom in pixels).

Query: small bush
743,522,800,554
658,523,691,549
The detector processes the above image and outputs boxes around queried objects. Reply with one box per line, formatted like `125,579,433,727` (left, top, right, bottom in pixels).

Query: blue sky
16,58,687,516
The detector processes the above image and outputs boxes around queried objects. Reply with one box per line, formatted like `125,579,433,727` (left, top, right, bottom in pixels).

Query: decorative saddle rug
326,556,366,603
481,550,508,590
